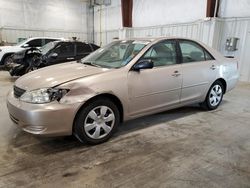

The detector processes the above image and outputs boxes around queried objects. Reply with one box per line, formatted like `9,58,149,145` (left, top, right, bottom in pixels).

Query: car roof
56,40,87,44
26,37,65,40
118,37,202,43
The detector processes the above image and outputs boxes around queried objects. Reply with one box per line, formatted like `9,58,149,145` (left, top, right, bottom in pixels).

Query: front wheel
73,98,120,145
201,81,224,110
25,66,37,74
3,55,13,70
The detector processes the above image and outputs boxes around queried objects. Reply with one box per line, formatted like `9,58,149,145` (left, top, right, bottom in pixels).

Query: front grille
14,85,26,98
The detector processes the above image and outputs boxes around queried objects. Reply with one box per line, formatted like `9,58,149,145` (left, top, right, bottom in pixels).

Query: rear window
90,44,100,51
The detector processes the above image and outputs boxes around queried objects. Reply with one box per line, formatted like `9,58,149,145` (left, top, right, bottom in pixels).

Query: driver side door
127,40,182,117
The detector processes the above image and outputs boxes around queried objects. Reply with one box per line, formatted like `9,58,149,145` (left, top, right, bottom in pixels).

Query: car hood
15,62,111,90
0,46,21,51
0,46,11,49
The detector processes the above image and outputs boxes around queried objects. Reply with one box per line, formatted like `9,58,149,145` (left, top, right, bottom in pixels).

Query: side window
27,39,42,47
122,43,146,65
54,43,75,57
179,41,205,63
76,43,92,55
45,39,58,45
204,50,214,60
90,44,100,51
142,40,177,67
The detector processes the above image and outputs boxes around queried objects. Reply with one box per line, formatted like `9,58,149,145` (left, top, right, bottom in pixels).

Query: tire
73,97,120,145
3,55,13,70
201,80,224,110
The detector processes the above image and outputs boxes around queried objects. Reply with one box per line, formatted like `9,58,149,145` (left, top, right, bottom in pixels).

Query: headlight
20,88,69,104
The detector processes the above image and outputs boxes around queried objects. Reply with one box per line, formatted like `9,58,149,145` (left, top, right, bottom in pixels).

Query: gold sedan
7,37,239,144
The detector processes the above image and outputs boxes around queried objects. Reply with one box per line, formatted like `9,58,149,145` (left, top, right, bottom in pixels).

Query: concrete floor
0,70,250,188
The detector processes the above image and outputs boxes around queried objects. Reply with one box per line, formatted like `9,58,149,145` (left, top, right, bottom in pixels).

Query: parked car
9,41,100,76
0,37,63,68
7,37,239,144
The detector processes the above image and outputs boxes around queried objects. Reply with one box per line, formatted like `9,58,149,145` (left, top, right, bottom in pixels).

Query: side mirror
22,44,29,48
132,59,154,71
50,53,58,59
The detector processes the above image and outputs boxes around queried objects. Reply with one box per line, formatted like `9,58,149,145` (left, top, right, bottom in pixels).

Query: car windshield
15,38,29,46
40,41,58,55
81,40,150,68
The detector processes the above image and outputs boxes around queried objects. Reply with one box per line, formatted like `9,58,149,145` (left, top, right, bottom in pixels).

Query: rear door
178,40,217,103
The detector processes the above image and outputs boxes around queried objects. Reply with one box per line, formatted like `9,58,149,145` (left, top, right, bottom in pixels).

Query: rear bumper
7,90,81,136
226,73,239,93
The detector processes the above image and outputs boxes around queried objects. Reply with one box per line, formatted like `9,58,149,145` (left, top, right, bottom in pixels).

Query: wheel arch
2,53,14,61
1,53,14,65
215,78,227,94
73,93,124,131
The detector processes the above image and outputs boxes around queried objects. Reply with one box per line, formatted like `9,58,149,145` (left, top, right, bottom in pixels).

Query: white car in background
0,37,63,67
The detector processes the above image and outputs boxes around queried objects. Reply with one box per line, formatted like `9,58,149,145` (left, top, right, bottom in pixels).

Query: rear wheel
201,81,224,110
73,98,120,145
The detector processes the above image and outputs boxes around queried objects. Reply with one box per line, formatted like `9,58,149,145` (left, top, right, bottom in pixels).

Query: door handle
210,65,216,70
67,57,74,60
172,70,181,77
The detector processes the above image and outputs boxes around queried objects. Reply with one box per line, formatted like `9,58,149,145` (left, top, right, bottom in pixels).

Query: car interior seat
190,51,204,62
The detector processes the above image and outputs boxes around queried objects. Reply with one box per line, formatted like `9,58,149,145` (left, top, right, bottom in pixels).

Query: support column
121,0,133,27
207,0,220,17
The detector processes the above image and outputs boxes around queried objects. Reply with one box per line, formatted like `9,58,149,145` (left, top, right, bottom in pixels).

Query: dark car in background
9,41,99,76
0,37,62,68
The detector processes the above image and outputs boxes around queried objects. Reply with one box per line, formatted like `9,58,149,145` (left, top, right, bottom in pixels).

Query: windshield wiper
82,61,114,69
82,61,100,67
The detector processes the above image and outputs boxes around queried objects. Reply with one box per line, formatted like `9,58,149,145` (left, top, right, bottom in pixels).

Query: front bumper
7,90,81,136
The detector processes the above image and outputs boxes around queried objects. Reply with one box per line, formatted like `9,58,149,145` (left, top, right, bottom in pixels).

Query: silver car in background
7,37,239,144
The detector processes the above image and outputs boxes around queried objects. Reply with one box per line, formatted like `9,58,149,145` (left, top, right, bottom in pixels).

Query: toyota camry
7,37,239,144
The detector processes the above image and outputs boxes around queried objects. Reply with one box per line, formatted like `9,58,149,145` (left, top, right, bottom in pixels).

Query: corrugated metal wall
98,19,217,47
124,20,215,46
0,0,89,44
93,0,121,46
93,29,119,46
0,27,88,44
215,18,250,82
